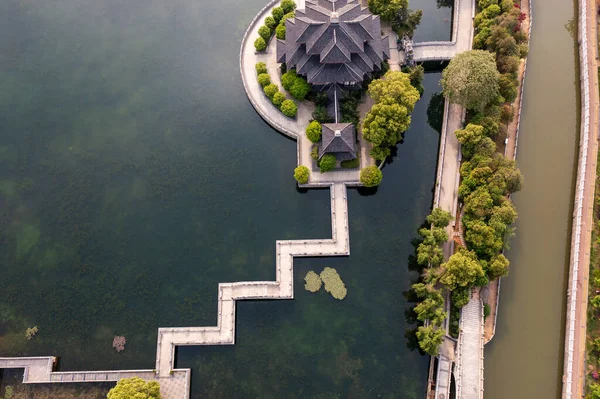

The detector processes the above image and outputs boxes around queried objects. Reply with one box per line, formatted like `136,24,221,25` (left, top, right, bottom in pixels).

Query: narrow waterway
484,1,579,398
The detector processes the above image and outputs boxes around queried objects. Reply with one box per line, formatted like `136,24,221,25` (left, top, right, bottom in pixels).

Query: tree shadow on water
427,92,445,134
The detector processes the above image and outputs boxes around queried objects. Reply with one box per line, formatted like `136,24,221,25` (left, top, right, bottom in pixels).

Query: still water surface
484,1,579,398
0,0,450,397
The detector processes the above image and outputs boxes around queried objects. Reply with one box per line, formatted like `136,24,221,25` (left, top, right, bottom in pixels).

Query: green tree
281,0,296,14
289,77,311,100
368,70,420,108
276,24,286,40
392,8,423,38
272,91,286,107
281,70,298,91
464,186,494,218
257,73,271,87
255,62,268,75
107,377,161,399
370,145,391,161
478,0,498,8
280,99,298,117
592,295,600,309
306,121,322,143
415,325,445,356
427,207,454,228
272,6,284,22
368,0,408,21
464,219,503,258
263,84,279,99
440,249,485,290
264,16,277,29
360,165,383,187
258,25,272,42
254,37,267,52
487,253,510,279
589,383,600,399
451,287,471,308
319,154,337,173
294,165,310,184
441,50,500,111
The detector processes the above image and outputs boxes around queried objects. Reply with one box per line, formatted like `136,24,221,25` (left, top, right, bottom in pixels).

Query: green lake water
0,0,449,397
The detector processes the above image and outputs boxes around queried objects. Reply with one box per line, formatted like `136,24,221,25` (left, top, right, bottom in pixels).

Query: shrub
499,0,514,12
483,303,491,320
496,55,520,74
263,84,279,99
272,91,286,107
519,43,529,58
478,0,498,8
257,73,271,87
255,62,268,75
482,4,501,19
319,154,337,172
289,77,311,100
264,16,277,29
108,377,161,399
451,287,471,309
281,0,296,14
254,37,267,52
272,6,284,22
306,121,322,143
258,25,272,42
501,105,514,124
312,105,334,123
311,144,319,160
276,24,286,40
281,69,297,90
360,165,383,187
314,92,329,107
294,165,310,184
280,99,298,117
282,11,296,22
341,156,360,169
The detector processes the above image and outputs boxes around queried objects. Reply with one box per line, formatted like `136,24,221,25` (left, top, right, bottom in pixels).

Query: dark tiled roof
319,122,357,159
276,0,389,85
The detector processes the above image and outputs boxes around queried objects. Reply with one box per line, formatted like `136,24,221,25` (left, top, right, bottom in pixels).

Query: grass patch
341,154,360,169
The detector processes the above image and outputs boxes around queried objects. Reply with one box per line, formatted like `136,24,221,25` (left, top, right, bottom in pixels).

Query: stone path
455,291,484,399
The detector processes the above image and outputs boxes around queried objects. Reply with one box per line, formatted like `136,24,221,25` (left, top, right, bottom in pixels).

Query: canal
484,1,579,398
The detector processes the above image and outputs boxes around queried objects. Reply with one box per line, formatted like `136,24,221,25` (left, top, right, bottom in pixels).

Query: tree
441,50,500,111
392,9,423,39
367,70,420,109
589,383,600,399
254,37,267,52
592,295,600,309
427,208,454,228
487,253,510,279
264,16,277,30
306,121,322,143
289,77,311,100
272,6,284,22
439,249,485,290
255,62,268,75
478,0,498,8
281,0,296,14
258,25,272,42
415,325,444,356
451,287,471,308
319,154,337,172
263,84,279,99
272,91,286,107
257,73,271,88
414,297,446,324
368,0,408,21
281,70,298,91
360,165,383,187
417,240,444,267
280,99,297,117
464,219,503,258
107,377,161,399
363,103,411,147
276,24,286,40
294,165,310,184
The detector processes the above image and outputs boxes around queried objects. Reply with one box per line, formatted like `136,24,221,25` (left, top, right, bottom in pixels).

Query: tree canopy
319,154,337,173
427,207,454,228
306,121,322,143
360,165,383,187
439,248,485,290
441,50,500,111
107,377,161,399
294,165,309,184
368,0,408,21
415,325,444,356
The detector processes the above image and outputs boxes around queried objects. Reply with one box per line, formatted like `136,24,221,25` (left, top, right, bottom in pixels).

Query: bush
264,16,277,29
289,77,311,100
281,69,299,90
483,303,491,320
310,145,319,161
108,377,161,399
255,62,268,75
519,43,529,58
451,287,470,308
314,92,329,107
306,120,322,143
482,4,501,18
276,24,286,40
263,84,279,99
280,99,298,117
312,105,334,123
272,6,284,22
341,156,360,169
360,165,383,187
258,25,272,42
254,37,267,52
319,154,337,172
500,104,514,124
272,91,286,107
257,73,271,87
478,0,498,8
281,0,296,14
294,165,310,184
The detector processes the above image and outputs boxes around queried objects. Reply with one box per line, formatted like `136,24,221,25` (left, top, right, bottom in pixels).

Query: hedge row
254,0,296,51
255,62,298,118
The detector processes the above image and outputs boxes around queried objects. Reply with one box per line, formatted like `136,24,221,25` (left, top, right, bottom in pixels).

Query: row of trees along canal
410,0,528,355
